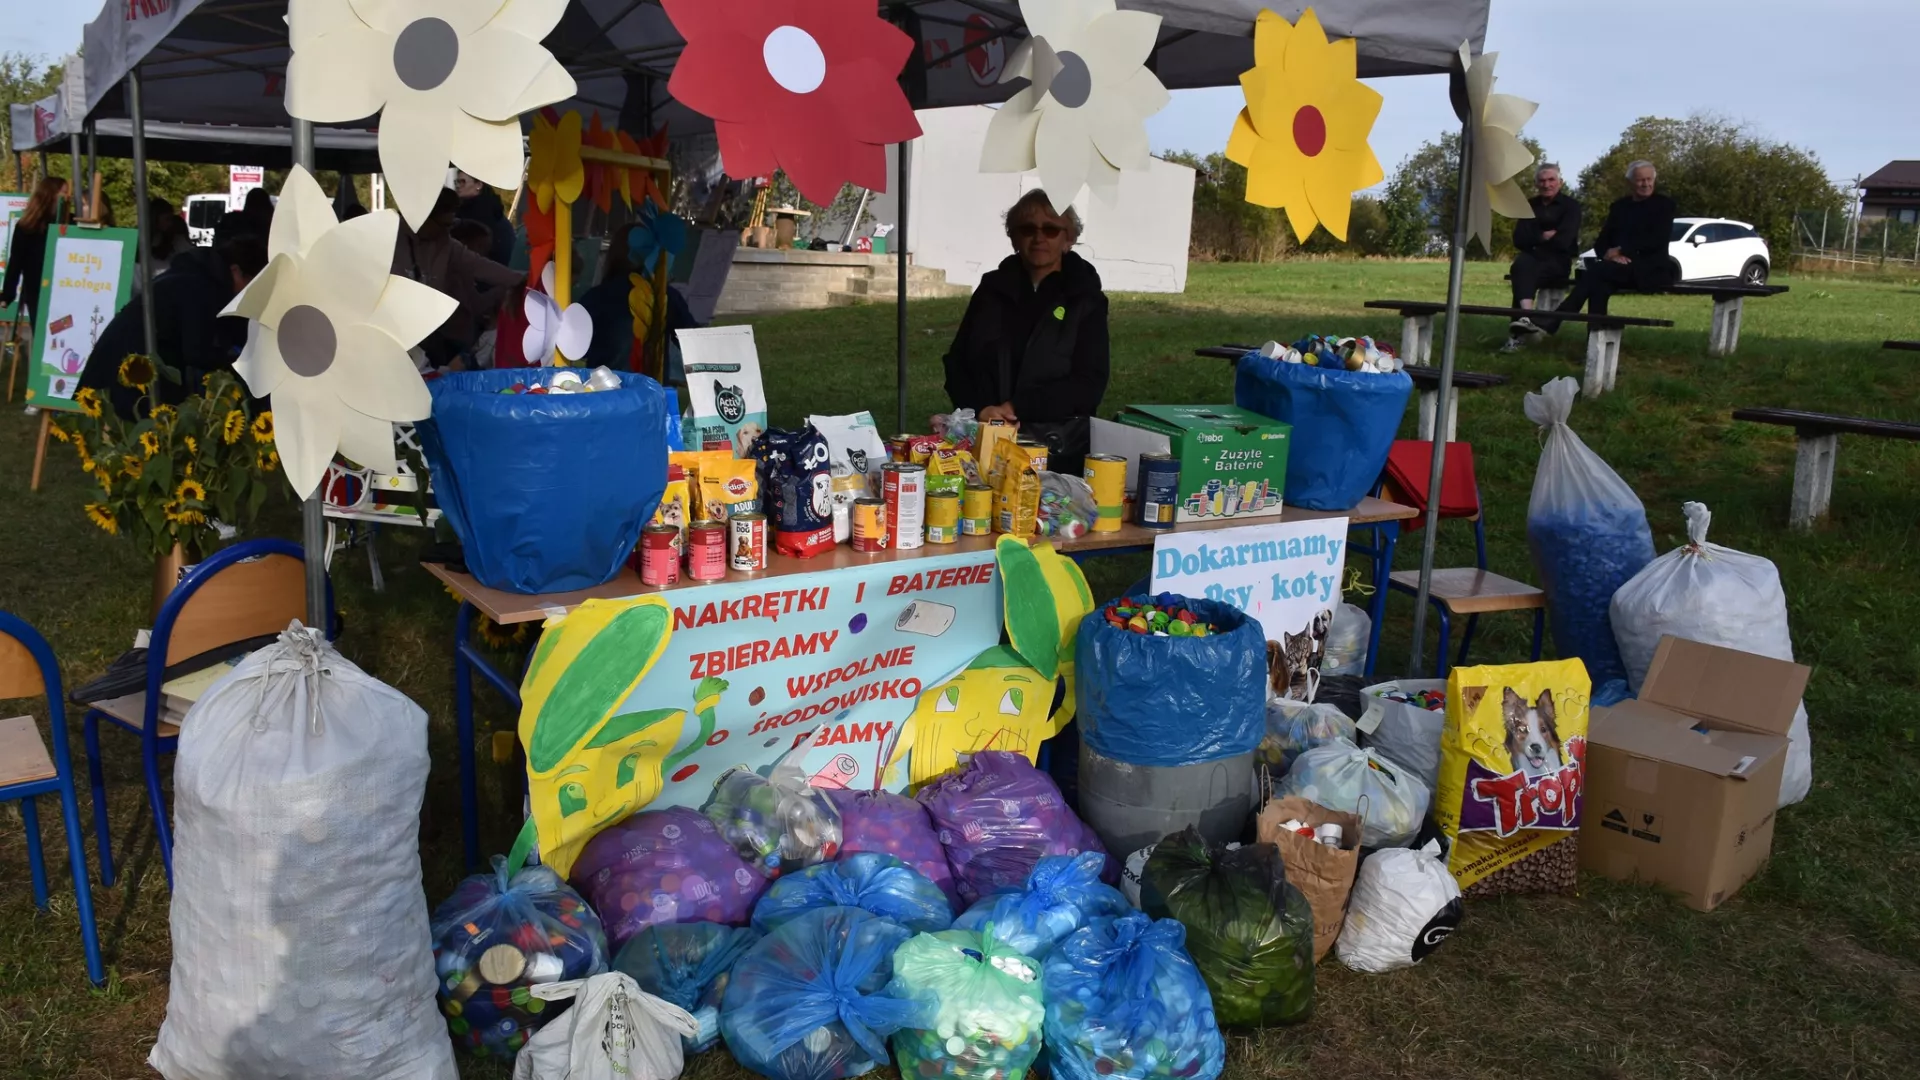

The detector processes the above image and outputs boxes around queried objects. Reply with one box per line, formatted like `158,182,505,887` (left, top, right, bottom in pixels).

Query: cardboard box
1111,405,1291,522
1579,636,1810,912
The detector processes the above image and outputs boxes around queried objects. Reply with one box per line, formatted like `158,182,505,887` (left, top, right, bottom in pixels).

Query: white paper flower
1459,44,1539,254
221,166,458,499
979,0,1169,209
523,263,593,366
286,0,576,229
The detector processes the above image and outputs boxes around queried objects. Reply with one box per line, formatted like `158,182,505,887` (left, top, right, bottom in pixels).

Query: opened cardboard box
1580,636,1810,912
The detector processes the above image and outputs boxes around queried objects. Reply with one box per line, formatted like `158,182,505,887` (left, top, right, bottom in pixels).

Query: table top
428,496,1418,624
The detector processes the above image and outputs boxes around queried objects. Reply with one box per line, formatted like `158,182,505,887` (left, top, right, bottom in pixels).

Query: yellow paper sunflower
84,504,119,535
75,388,102,418
119,354,156,389
252,411,275,444
138,430,161,458
222,410,246,445
175,477,207,503
1226,8,1384,243
152,403,178,428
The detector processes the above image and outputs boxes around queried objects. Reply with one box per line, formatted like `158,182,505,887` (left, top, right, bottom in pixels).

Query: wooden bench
1661,281,1789,357
1730,407,1920,529
1194,345,1510,442
1884,340,1920,352
1363,300,1673,399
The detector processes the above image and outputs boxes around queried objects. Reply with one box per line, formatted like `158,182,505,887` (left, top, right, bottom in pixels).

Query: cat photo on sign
1266,606,1333,703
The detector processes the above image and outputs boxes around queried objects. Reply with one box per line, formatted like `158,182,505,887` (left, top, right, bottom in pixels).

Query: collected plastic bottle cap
550,369,584,390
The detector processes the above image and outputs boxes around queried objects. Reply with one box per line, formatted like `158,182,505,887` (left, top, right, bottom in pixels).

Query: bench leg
1708,296,1744,357
1401,314,1434,366
1415,390,1459,443
1790,432,1838,530
1535,286,1567,310
1583,328,1622,397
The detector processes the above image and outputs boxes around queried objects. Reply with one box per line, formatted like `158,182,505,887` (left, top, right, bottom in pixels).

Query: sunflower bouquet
54,358,279,558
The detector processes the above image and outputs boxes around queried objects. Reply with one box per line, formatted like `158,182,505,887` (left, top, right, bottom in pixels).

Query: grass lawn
3,259,1919,1079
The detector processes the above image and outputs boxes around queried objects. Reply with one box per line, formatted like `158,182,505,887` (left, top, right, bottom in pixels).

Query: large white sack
150,624,455,1080
1336,840,1462,974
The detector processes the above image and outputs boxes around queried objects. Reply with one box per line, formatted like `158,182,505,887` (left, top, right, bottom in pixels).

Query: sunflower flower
48,422,70,444
163,499,206,526
69,431,89,462
261,449,281,473
477,615,529,650
84,504,119,535
184,434,198,456
252,411,275,444
139,430,160,458
123,456,143,480
152,403,178,428
175,478,207,503
119,354,156,390
75,388,102,418
223,410,246,445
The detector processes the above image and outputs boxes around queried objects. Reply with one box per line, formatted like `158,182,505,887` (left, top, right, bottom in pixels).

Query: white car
1580,216,1770,285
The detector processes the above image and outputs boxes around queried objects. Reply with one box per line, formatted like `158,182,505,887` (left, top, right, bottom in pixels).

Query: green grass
3,259,1919,1078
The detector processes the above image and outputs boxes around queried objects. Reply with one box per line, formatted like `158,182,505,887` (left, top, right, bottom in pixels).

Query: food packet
995,463,1040,537
699,459,759,523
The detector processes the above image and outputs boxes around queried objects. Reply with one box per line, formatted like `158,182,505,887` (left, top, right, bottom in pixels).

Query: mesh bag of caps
917,751,1112,905
612,922,762,1053
955,850,1130,960
1435,659,1591,896
1043,912,1226,1080
431,856,610,1059
887,929,1046,1080
751,853,954,936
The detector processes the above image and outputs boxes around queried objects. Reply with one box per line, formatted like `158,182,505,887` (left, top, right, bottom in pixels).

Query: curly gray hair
1626,159,1658,180
1004,189,1082,241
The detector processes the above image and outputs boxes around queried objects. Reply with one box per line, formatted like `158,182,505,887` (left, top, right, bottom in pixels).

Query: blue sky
17,1,1915,188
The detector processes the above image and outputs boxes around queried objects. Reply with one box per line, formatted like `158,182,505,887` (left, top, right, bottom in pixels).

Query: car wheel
1742,259,1768,285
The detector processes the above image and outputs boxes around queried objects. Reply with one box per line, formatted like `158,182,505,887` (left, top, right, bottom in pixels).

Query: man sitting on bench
1516,160,1676,338
1500,163,1582,351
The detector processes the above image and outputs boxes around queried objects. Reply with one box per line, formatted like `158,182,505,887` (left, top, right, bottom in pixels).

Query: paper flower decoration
628,203,689,273
524,263,592,366
286,0,574,229
979,0,1170,210
220,166,456,499
629,125,671,210
1226,8,1385,243
528,109,585,215
1458,43,1539,253
662,0,922,204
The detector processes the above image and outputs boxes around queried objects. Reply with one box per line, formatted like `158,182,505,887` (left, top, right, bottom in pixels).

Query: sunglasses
1013,222,1067,240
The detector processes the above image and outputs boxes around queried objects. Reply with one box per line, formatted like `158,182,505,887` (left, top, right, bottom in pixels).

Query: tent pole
85,119,98,215
67,131,80,218
128,70,159,362
1406,118,1473,678
292,117,328,630
895,139,911,433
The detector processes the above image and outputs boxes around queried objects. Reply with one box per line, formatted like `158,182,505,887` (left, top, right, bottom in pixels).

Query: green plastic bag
1141,828,1314,1027
887,929,1045,1080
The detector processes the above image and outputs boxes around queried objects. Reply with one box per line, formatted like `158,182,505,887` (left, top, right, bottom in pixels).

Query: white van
185,194,226,246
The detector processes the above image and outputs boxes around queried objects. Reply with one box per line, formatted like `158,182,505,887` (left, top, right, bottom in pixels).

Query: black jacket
1592,192,1679,288
942,250,1109,424
1511,192,1582,268
82,246,247,414
458,188,517,267
1,223,50,325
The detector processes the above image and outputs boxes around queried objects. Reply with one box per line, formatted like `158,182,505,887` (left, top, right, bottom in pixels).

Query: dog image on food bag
1265,607,1333,702
1502,688,1563,777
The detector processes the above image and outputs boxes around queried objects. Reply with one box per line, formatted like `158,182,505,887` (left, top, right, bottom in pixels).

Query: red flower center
1293,105,1327,157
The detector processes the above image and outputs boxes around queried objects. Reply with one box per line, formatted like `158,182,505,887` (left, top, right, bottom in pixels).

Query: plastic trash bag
1274,738,1430,849
1523,377,1654,685
721,907,929,1080
512,972,698,1080
570,807,770,952
1140,829,1314,1027
751,853,953,936
954,851,1130,959
1042,912,1225,1080
826,787,958,907
1609,501,1813,806
917,750,1112,905
1257,698,1357,774
150,624,455,1080
431,856,610,1058
1356,679,1449,791
1074,594,1267,767
612,922,761,1053
705,763,844,875
1336,839,1463,974
1321,602,1372,677
1234,350,1414,511
887,929,1046,1080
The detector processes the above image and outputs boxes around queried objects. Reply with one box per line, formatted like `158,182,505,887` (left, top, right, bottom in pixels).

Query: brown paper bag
1257,795,1362,962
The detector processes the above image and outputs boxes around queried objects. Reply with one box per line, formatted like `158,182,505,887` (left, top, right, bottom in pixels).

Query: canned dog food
881,462,926,550
851,497,889,553
925,491,960,544
686,522,728,580
888,435,913,463
1137,453,1180,529
960,483,995,535
729,511,767,572
639,524,679,587
1084,453,1127,533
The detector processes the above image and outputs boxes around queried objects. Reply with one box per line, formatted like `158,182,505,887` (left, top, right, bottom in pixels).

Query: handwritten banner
27,226,137,410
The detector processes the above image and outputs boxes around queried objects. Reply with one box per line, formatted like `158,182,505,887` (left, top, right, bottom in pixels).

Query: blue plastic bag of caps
1042,912,1225,1080
1074,595,1266,768
1234,348,1412,511
752,853,955,936
887,929,1046,1080
416,368,669,593
954,851,1130,960
829,787,960,908
1523,377,1653,685
612,921,762,1053
430,855,610,1060
721,907,931,1080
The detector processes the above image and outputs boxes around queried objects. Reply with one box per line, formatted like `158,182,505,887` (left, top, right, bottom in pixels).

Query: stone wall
713,248,968,316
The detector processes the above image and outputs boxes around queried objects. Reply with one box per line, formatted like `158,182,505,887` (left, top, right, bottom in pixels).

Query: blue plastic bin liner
1042,912,1225,1080
750,853,953,936
612,921,761,1052
417,368,668,594
1234,351,1413,511
1074,594,1266,767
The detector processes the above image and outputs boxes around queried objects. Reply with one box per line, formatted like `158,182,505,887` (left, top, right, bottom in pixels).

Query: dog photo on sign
1266,606,1333,702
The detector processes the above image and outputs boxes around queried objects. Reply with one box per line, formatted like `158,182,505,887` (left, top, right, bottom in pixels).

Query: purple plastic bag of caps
917,751,1113,905
828,787,960,908
750,424,835,558
569,807,771,952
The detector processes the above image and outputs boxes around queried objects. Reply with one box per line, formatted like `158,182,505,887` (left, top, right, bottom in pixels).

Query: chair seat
1391,568,1545,614
0,715,57,786
91,692,181,738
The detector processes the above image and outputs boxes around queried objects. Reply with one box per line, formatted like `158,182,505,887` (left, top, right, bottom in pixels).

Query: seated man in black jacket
1519,160,1676,337
1507,164,1581,308
941,189,1110,474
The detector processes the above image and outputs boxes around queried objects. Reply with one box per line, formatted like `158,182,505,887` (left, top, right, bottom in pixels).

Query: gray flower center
394,18,460,92
1051,51,1092,109
280,305,337,378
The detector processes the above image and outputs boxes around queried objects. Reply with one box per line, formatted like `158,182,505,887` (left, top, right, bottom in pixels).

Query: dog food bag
1335,839,1462,974
670,449,735,522
1609,501,1813,807
1357,679,1449,790
1523,377,1654,685
570,807,771,952
703,763,843,876
826,787,958,907
1434,659,1590,894
699,458,760,522
679,325,768,456
807,411,891,491
611,921,762,1053
750,425,837,557
750,853,953,936
1042,912,1225,1080
1258,698,1357,773
917,751,1112,905
1273,738,1429,849
955,850,1131,960
1140,829,1314,1028
886,929,1045,1080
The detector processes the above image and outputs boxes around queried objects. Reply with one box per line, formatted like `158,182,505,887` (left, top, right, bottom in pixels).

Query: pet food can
639,524,680,587
1137,453,1180,528
882,462,926,550
1084,453,1127,533
925,491,960,544
1315,822,1344,848
685,522,728,581
960,484,995,535
851,497,889,553
888,435,914,463
1012,438,1050,475
728,511,768,572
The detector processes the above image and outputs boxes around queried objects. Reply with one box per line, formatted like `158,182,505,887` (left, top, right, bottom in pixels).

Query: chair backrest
0,627,46,700
0,612,69,763
156,541,310,668
1383,440,1482,521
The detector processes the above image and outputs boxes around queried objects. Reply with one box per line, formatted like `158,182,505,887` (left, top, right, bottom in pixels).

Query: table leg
454,602,481,869
1364,521,1399,677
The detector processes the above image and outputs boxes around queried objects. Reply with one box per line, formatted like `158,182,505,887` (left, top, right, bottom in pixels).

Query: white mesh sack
150,624,454,1080
1336,840,1462,974
1609,502,1813,807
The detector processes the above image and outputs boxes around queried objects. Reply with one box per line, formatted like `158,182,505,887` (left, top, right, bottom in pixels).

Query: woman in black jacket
942,189,1110,474
1,176,71,334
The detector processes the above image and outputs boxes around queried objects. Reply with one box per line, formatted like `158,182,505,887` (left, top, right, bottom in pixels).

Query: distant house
1860,161,1920,223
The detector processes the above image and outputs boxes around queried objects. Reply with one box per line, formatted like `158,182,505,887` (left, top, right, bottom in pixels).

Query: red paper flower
664,0,922,204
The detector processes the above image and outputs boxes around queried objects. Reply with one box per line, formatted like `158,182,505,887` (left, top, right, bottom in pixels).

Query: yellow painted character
893,645,1076,787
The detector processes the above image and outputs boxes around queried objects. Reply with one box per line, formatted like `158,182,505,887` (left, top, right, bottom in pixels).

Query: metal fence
1794,206,1920,270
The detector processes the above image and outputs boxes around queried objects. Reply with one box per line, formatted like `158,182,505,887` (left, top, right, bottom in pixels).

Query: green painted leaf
585,708,682,749
527,603,672,772
997,538,1062,679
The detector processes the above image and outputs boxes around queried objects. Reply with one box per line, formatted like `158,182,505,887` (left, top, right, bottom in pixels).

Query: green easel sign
24,223,138,413
0,194,31,323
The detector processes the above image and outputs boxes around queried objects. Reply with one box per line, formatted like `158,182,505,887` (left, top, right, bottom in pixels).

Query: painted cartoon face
899,645,1073,785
